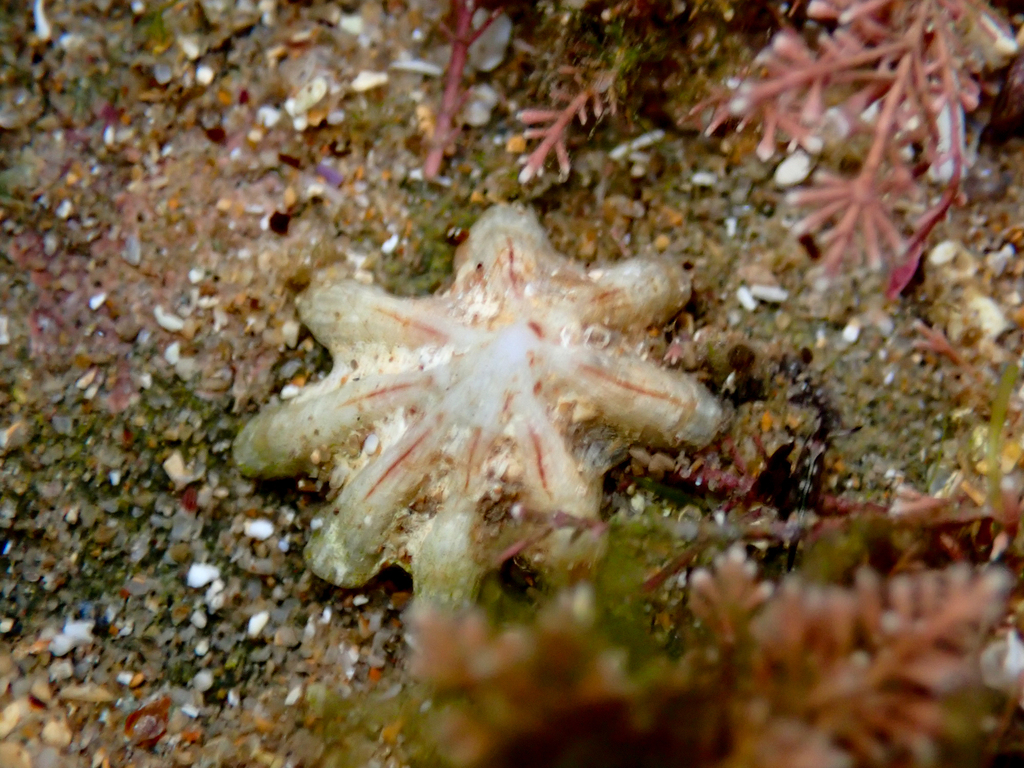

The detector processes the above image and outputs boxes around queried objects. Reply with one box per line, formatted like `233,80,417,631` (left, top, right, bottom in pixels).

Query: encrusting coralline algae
235,205,723,603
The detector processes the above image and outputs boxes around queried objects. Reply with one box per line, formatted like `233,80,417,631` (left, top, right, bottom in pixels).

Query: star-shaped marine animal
235,205,723,603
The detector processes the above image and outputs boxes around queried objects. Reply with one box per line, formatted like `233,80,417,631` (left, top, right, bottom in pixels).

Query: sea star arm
233,370,438,477
305,412,445,586
511,392,600,519
558,258,694,332
412,503,488,606
557,351,723,448
299,280,472,355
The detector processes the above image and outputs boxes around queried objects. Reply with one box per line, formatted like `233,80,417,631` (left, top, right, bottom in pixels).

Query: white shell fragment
390,59,443,77
609,130,665,162
967,289,1010,339
163,450,199,489
49,620,94,657
350,71,389,93
748,284,789,303
234,205,723,604
34,0,52,41
468,9,512,72
928,239,961,266
247,611,270,638
153,305,185,332
463,84,500,127
186,563,221,588
773,150,812,187
244,518,275,540
737,285,758,311
287,76,328,116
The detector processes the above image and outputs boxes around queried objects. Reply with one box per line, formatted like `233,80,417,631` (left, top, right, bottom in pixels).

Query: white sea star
234,205,723,603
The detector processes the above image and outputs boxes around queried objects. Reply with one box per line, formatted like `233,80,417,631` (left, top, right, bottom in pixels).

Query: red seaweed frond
702,0,1017,296
517,72,617,184
424,1,505,180
413,562,1009,768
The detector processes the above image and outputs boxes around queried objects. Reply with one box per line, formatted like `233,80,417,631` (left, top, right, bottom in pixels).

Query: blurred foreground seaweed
411,551,1010,768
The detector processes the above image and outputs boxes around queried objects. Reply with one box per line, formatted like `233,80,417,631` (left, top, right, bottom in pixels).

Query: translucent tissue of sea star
234,205,723,603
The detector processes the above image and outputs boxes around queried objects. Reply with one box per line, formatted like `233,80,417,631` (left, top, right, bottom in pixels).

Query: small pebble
48,660,73,682
193,670,214,692
196,63,214,86
153,63,172,85
88,292,107,310
339,14,363,34
691,171,717,187
841,320,861,343
123,233,141,265
41,719,72,749
282,319,300,348
179,34,201,60
257,105,281,128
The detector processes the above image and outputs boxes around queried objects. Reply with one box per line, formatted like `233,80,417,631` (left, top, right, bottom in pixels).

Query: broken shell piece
463,84,500,127
773,150,812,187
468,9,511,72
287,76,328,116
351,71,388,92
966,289,1011,339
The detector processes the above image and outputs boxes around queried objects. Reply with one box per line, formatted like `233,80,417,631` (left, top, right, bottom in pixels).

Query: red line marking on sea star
339,381,418,407
529,428,549,495
375,309,449,341
464,426,482,491
579,364,680,405
364,429,431,500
